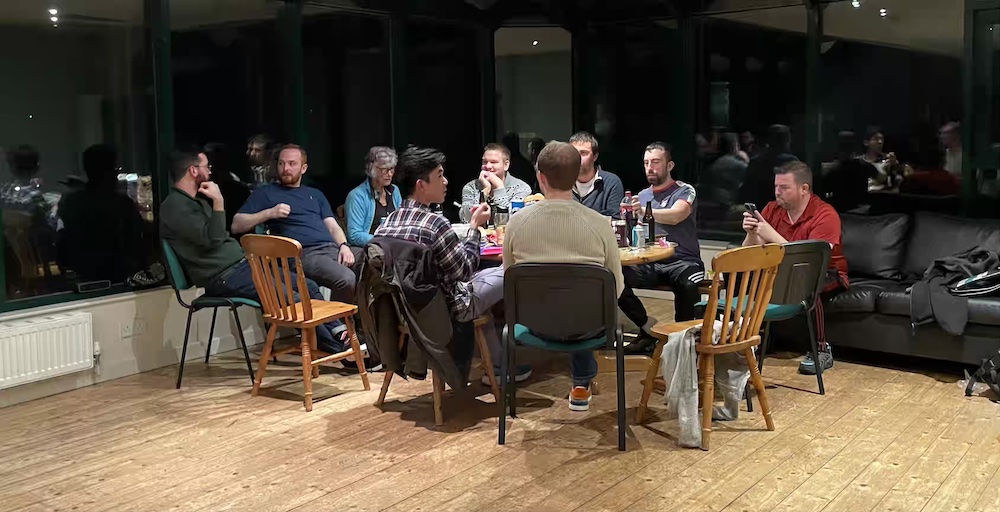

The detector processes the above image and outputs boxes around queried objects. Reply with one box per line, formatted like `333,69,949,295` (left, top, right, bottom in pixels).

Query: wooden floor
1,300,998,512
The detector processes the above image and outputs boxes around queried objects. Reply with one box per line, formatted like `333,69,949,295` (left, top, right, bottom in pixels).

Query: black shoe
799,345,834,375
624,333,658,355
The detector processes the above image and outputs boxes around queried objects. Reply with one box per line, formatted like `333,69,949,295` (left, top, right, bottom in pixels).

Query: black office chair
746,240,832,410
498,263,627,451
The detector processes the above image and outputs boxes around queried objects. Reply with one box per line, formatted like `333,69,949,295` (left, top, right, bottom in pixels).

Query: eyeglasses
376,166,395,175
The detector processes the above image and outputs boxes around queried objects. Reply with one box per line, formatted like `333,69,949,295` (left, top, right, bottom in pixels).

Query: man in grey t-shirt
461,143,532,215
621,142,705,354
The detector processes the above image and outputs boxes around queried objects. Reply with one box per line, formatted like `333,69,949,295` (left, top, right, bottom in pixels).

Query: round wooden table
618,244,674,266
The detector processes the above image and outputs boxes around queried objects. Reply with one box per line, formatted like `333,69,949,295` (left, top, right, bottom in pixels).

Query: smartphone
744,202,758,215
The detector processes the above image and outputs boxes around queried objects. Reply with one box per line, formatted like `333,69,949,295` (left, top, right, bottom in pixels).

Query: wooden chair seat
636,244,785,450
263,301,358,328
241,234,371,412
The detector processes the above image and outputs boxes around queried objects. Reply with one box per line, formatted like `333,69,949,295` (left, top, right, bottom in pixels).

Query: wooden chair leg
345,316,370,391
474,321,500,401
744,348,774,431
310,328,320,379
636,335,668,423
376,372,394,406
432,371,445,426
700,353,715,451
252,324,278,396
301,329,314,412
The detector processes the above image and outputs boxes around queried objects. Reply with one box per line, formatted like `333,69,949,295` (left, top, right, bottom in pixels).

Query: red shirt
760,194,849,288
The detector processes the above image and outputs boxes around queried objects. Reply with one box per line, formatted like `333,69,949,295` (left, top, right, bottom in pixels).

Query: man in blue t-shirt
622,142,705,355
231,144,357,303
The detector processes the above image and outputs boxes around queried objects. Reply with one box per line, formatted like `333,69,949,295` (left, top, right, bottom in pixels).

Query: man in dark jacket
570,131,626,218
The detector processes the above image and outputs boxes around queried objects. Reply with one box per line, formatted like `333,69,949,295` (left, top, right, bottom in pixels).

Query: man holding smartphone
742,161,848,375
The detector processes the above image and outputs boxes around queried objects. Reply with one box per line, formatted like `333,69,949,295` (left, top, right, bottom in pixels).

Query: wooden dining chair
241,234,371,411
635,244,784,450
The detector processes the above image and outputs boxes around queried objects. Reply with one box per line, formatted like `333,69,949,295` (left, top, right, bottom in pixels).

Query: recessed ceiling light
851,0,861,8
48,8,58,15
879,8,887,17
50,16,58,22
532,40,538,46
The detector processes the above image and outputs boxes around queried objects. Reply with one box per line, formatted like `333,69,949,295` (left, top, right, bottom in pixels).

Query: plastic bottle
620,191,635,229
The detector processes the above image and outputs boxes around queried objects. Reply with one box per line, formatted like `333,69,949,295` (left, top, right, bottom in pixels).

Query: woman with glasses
345,146,402,247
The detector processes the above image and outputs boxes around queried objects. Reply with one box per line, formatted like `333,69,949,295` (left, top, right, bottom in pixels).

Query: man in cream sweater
503,141,624,411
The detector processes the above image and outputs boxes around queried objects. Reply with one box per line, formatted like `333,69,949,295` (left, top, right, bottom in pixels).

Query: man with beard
231,144,357,303
621,142,705,355
160,147,348,353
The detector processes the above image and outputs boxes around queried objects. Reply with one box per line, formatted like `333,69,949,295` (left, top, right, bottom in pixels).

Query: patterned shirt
374,199,481,316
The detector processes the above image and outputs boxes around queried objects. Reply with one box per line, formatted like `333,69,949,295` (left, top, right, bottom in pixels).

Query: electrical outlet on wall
120,319,147,338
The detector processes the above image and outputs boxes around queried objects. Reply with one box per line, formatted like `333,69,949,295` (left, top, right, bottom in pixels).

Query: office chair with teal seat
162,239,258,389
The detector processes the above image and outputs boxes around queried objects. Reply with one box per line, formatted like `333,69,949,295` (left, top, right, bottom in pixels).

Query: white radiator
0,312,94,390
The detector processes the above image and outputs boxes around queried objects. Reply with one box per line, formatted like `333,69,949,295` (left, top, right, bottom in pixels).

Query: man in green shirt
160,147,346,352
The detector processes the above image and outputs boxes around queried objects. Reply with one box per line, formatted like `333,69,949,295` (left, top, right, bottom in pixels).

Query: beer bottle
643,201,655,244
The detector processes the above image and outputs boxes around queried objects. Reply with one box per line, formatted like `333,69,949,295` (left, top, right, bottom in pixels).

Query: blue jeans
205,259,345,351
570,350,598,388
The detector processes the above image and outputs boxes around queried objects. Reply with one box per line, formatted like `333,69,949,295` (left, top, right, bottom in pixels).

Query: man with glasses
345,146,402,247
231,144,357,304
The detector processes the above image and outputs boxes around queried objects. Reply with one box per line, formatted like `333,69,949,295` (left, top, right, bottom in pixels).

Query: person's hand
269,203,291,219
742,211,761,234
478,171,493,196
887,152,898,167
198,181,223,203
338,244,355,266
485,172,504,191
630,196,643,218
469,202,491,229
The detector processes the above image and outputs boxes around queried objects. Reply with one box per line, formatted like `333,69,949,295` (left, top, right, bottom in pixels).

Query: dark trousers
300,243,358,303
619,259,706,327
205,259,345,351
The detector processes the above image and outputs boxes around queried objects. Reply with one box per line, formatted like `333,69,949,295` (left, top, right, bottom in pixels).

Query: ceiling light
532,40,538,46
48,8,58,15
50,15,58,22
851,0,861,8
879,8,887,17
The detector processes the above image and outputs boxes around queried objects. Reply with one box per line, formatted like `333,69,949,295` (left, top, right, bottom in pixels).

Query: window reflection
1,1,158,301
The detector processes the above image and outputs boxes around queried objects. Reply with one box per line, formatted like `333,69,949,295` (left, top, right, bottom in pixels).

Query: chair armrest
651,319,704,337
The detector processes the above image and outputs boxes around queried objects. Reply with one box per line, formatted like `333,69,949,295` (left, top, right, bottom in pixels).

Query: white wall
495,51,573,149
0,287,265,408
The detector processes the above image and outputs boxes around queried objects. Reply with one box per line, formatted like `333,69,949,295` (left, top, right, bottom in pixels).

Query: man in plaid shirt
375,146,531,382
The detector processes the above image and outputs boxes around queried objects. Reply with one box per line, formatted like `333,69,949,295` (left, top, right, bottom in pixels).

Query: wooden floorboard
1,299,997,512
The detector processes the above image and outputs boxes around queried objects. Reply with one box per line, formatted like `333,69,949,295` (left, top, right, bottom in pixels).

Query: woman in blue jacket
345,146,402,247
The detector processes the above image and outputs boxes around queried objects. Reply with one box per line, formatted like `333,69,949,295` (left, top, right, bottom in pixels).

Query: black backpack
965,349,1000,401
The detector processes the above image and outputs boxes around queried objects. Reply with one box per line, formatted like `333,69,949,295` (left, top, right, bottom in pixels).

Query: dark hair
528,137,546,153
644,141,674,161
864,126,883,142
277,143,307,165
170,147,203,182
82,144,118,184
569,131,599,154
767,124,791,152
248,133,273,147
775,161,813,188
719,132,740,155
396,146,446,198
536,141,581,191
483,142,511,161
836,131,857,159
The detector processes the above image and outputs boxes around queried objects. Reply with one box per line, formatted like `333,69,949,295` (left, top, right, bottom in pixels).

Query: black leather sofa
820,212,1000,365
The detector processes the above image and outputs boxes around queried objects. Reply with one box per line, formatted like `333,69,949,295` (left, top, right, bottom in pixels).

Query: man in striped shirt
374,146,530,382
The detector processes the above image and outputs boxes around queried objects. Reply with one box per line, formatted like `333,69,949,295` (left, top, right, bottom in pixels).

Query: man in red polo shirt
742,161,848,375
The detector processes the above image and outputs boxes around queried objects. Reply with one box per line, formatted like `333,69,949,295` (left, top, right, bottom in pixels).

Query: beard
279,173,300,185
646,171,667,186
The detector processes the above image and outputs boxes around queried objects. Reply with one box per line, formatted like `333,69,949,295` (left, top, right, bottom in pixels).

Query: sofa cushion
841,213,910,280
825,278,902,314
902,212,1000,280
876,289,1000,327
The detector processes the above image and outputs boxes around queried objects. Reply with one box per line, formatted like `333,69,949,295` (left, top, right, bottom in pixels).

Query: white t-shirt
574,171,600,199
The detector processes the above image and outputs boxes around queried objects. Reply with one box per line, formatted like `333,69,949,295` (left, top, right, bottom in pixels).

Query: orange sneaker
569,386,592,411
